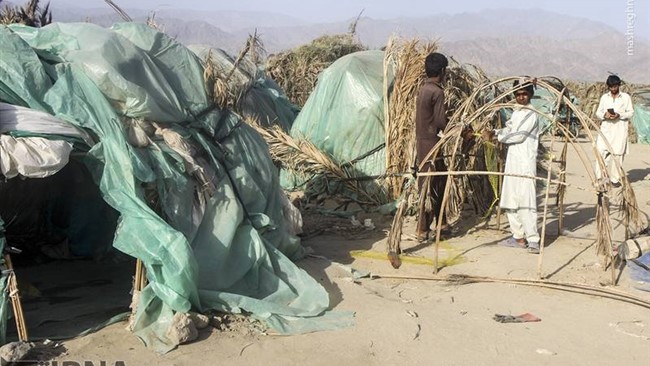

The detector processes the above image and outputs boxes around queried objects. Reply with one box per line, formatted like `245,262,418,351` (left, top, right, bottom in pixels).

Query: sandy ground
43,140,650,365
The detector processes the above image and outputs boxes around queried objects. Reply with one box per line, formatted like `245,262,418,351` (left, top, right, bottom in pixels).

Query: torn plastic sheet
0,102,94,145
0,135,73,178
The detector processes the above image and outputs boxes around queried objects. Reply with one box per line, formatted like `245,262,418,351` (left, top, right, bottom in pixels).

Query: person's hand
481,128,494,141
461,125,475,142
604,111,613,120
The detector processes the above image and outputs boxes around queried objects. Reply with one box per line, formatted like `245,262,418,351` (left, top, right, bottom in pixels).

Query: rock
210,315,223,329
189,312,210,329
0,341,34,364
166,313,198,345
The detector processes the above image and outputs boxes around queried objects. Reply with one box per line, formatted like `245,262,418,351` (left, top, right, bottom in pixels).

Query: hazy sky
61,0,649,35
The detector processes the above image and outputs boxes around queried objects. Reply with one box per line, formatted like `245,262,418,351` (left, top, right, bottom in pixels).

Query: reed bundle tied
383,38,437,199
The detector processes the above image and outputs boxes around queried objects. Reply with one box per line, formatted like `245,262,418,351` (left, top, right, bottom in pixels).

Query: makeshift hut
395,76,647,279
0,22,350,352
269,40,495,212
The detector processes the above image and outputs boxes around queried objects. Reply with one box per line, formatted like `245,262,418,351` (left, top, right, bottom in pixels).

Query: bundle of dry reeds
266,34,366,107
383,38,437,199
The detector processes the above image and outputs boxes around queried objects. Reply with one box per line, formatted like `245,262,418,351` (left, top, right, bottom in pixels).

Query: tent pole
557,136,568,236
4,254,28,342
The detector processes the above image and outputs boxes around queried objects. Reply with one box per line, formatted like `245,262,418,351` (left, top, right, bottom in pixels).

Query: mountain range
42,5,650,83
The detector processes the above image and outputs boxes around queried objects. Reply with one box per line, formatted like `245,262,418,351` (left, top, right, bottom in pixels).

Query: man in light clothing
483,79,541,253
594,75,634,187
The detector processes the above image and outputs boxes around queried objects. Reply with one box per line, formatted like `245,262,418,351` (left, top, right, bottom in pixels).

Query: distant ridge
46,6,650,83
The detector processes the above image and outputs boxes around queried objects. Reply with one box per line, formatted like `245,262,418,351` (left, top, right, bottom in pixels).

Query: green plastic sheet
281,50,390,200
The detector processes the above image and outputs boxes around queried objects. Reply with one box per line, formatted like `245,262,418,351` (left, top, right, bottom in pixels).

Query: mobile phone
607,108,615,114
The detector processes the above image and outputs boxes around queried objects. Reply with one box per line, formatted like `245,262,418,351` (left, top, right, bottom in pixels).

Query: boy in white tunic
483,79,541,253
594,75,634,187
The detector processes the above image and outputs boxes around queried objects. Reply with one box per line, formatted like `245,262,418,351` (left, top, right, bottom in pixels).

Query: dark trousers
416,139,447,234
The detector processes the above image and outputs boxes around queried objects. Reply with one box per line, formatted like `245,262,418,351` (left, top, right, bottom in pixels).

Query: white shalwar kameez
496,106,540,244
594,91,634,184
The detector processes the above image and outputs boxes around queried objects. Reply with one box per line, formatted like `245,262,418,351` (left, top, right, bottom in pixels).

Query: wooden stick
417,170,590,191
4,254,28,342
135,259,147,291
496,111,504,231
433,127,464,274
557,138,568,235
134,258,142,291
536,88,567,279
538,132,557,279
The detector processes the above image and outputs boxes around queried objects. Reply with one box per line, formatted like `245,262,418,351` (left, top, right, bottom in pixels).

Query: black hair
425,53,448,78
606,75,621,87
513,78,535,97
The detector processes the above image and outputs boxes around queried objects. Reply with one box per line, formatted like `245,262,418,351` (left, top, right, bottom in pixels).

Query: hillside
44,5,650,83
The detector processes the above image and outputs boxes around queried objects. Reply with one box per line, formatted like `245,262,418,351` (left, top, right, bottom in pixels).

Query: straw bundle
266,34,366,107
383,38,437,199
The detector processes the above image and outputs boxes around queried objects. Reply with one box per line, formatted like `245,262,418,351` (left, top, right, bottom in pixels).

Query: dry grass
0,0,52,26
202,32,265,110
266,33,366,107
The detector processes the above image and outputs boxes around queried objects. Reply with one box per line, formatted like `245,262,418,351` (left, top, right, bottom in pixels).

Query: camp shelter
188,45,299,131
280,50,392,204
279,48,495,211
0,22,351,353
632,88,650,144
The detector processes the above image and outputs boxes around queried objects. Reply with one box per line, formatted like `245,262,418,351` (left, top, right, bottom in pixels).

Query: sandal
527,243,540,254
498,237,527,249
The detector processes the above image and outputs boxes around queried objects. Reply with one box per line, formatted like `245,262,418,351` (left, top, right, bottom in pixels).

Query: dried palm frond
0,0,52,26
248,118,387,205
386,180,416,268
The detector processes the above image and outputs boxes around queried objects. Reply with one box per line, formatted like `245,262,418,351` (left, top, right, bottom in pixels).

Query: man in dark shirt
415,52,448,242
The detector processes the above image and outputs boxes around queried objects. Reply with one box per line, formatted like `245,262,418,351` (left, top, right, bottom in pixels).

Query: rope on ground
368,273,650,310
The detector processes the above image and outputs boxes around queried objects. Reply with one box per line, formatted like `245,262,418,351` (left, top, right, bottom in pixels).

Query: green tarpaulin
0,22,351,353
